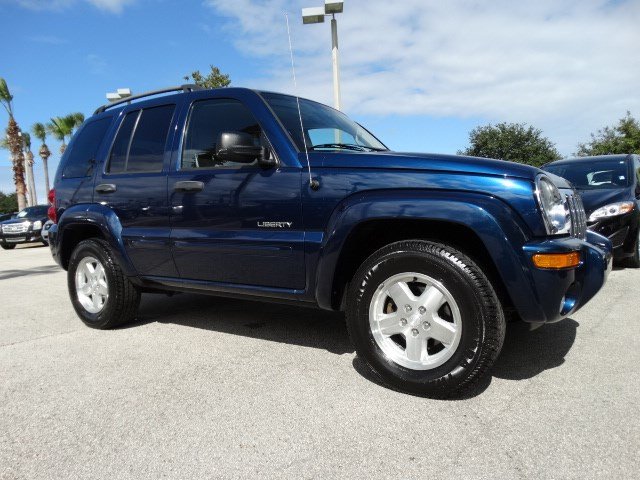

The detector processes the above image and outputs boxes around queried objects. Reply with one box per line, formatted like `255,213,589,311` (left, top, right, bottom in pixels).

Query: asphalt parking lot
1,244,638,479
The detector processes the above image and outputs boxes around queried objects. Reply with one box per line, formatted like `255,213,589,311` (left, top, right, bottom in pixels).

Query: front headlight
535,175,571,235
32,220,42,230
588,201,634,222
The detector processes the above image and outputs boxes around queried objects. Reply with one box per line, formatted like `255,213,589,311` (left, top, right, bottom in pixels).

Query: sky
1,0,639,199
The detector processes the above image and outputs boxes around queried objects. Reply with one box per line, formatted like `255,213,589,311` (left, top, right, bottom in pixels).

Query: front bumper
588,210,639,260
519,230,612,323
0,230,43,246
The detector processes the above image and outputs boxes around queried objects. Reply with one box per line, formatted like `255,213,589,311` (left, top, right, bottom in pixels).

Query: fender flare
313,189,545,321
57,203,136,275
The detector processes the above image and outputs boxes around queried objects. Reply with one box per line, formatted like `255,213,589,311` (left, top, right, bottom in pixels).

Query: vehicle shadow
353,318,579,399
129,292,353,355
129,293,578,395
0,264,61,281
15,243,49,249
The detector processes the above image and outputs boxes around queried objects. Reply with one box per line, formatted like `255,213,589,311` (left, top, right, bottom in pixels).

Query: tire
625,228,640,268
42,240,49,247
1,244,16,250
68,238,140,329
346,240,506,398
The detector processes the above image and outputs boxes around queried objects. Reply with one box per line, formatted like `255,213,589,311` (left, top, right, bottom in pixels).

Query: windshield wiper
308,143,386,152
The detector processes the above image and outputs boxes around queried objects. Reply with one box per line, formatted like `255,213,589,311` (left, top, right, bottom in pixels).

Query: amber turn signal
532,251,581,269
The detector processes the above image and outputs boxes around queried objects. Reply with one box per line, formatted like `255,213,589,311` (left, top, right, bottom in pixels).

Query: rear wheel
1,244,16,250
346,240,505,398
68,238,140,329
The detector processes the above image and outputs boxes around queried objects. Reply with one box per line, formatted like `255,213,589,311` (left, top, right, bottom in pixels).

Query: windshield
16,206,48,218
261,92,387,152
545,158,632,189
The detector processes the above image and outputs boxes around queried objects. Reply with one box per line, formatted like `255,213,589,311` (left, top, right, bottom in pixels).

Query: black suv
0,205,49,250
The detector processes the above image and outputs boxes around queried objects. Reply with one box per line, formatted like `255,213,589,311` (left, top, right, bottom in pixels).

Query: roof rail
93,84,204,114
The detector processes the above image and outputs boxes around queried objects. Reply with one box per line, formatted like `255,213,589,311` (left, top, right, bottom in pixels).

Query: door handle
174,181,204,192
95,183,117,194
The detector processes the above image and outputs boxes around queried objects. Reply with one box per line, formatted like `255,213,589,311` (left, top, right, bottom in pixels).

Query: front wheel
346,240,505,398
626,228,640,268
1,244,16,250
68,238,140,329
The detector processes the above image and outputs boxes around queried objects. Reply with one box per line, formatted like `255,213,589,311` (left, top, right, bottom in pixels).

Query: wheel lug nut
400,318,407,326
411,328,419,337
423,321,430,329
404,305,412,313
418,306,426,315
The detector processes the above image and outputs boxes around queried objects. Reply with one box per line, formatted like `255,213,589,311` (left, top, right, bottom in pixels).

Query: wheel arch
57,204,135,275
314,190,537,320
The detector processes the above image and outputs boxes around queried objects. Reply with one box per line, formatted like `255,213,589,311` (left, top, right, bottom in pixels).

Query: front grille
566,193,587,240
2,223,29,234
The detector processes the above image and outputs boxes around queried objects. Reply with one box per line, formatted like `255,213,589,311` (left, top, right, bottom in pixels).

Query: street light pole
330,16,341,111
302,1,344,111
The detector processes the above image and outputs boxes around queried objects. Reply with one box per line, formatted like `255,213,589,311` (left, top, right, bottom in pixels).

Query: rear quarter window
62,117,112,178
107,104,175,174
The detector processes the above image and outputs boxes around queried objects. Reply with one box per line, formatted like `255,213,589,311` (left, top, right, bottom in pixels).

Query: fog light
532,251,581,269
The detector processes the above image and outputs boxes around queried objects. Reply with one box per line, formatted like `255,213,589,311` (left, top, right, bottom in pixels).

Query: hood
575,187,633,215
1,216,44,226
310,151,540,180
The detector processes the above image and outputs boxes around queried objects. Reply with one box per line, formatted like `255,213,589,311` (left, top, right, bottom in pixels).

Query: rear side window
107,104,175,173
62,117,111,178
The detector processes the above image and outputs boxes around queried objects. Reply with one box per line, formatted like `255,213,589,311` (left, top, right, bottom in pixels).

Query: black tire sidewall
628,228,640,268
1,244,16,250
348,242,499,396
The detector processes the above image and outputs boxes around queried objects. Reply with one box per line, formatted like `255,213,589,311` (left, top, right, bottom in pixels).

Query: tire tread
346,240,506,398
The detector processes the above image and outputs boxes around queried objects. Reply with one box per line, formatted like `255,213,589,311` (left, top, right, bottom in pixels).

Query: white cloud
28,34,69,44
14,0,134,13
205,0,640,154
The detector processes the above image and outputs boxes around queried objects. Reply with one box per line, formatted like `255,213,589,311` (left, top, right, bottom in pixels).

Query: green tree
183,65,231,89
459,122,561,167
0,191,18,213
47,112,85,155
0,77,27,211
576,112,640,156
32,122,52,194
46,116,74,154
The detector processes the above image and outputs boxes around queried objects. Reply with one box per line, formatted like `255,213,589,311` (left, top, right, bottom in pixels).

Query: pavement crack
0,329,82,348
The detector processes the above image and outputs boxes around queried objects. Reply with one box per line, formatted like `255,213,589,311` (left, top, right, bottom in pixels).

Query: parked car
0,212,17,222
41,219,54,245
0,205,49,250
543,154,640,267
47,85,612,398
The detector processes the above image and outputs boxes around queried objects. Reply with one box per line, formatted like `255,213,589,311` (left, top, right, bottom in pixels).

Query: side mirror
216,131,274,167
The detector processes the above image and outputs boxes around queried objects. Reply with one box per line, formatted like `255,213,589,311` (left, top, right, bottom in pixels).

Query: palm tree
47,112,84,155
0,77,27,211
22,132,37,206
32,122,52,194
70,112,85,129
46,116,73,154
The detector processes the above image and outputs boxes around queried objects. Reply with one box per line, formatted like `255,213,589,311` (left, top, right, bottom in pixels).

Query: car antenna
285,13,320,191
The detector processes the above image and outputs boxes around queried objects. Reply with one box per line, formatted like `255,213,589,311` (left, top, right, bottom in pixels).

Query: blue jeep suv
47,85,612,397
